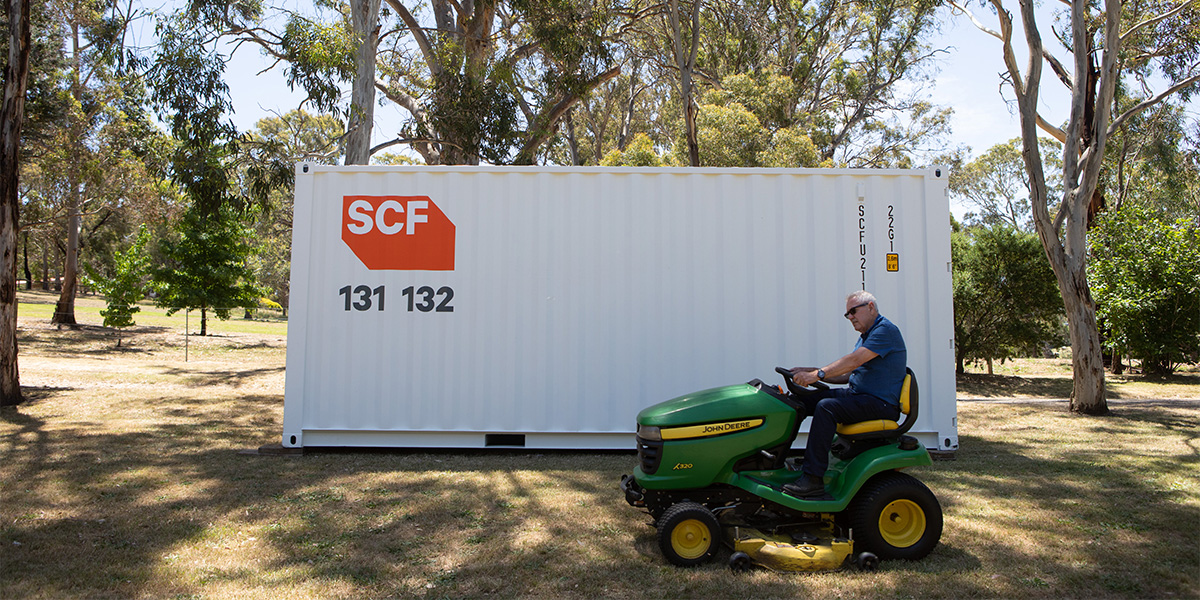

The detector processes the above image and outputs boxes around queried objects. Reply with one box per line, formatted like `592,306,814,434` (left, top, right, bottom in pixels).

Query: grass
2,292,1198,598
958,357,1200,401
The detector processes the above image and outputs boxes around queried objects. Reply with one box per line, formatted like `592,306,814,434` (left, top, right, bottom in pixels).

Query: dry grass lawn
2,290,1198,598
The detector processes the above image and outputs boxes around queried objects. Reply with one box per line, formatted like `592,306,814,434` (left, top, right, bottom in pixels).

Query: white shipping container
282,165,957,451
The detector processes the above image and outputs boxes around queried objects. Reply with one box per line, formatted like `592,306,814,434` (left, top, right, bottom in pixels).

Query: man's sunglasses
844,302,870,318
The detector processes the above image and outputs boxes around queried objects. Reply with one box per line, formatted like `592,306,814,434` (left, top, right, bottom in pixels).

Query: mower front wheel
656,502,720,567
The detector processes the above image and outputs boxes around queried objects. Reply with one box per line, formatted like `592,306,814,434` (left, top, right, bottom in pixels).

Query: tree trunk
344,0,381,165
617,58,641,151
1060,273,1107,413
565,109,580,165
200,307,207,336
21,229,29,289
51,199,79,325
669,0,701,167
1,0,30,407
39,236,46,289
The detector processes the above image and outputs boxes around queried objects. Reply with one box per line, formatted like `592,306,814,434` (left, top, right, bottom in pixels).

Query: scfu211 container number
338,285,455,312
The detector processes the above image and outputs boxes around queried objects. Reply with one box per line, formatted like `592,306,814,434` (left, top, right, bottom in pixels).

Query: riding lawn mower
620,367,942,572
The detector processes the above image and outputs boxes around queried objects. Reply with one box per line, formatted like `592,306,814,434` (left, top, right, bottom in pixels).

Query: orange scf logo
341,195,455,271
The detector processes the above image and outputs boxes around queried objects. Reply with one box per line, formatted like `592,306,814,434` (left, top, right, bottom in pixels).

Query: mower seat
835,368,918,441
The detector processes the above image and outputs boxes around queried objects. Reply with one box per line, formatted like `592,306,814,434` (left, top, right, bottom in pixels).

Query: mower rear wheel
656,502,720,567
846,471,942,560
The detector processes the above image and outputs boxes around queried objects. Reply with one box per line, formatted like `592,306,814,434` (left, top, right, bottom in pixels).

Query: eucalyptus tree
193,0,628,165
951,137,1063,231
24,0,163,328
1101,98,1196,218
377,0,625,165
694,0,947,166
951,0,1200,414
244,109,344,313
613,0,947,168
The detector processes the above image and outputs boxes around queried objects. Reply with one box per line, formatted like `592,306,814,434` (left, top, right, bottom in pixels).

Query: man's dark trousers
798,388,900,478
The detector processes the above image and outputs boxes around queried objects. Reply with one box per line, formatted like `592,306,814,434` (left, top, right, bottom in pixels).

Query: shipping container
282,165,957,451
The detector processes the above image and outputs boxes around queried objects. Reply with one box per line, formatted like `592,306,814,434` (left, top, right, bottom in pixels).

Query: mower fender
825,443,933,499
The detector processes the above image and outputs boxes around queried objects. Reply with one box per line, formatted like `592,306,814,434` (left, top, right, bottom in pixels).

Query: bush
1089,204,1200,375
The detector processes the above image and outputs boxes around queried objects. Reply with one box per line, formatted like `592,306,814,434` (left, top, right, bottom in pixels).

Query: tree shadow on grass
956,374,1075,398
3,395,1197,599
17,324,172,356
159,366,287,389
922,403,1199,598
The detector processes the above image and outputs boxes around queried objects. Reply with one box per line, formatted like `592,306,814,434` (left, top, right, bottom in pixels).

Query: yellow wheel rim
670,518,713,559
879,499,926,548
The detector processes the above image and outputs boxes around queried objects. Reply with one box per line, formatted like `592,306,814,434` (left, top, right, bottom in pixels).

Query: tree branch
513,66,622,165
1106,73,1200,135
1120,1,1192,42
1036,113,1067,142
385,0,444,79
370,136,462,156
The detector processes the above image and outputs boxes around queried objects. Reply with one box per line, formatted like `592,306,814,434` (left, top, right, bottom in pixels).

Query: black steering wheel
775,366,829,397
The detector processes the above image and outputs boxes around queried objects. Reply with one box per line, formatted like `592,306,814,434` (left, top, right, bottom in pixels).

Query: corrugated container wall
282,166,957,451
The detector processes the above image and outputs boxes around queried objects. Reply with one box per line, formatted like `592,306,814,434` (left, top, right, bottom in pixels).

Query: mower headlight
637,424,662,441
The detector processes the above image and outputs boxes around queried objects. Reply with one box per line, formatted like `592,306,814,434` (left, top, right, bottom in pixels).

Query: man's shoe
782,475,826,498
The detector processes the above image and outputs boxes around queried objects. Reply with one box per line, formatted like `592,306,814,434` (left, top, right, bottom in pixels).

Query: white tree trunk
345,0,381,165
669,0,701,167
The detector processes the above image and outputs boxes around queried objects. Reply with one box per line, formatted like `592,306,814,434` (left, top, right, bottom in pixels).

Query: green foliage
701,72,819,168
149,7,291,217
686,102,765,167
1089,204,1200,375
710,72,796,132
83,226,152,342
1102,99,1197,219
600,133,663,167
427,69,521,165
510,0,613,97
152,207,263,335
760,127,820,168
952,222,1064,373
280,17,356,113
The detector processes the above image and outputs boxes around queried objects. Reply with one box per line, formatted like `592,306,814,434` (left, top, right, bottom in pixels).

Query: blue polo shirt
848,315,907,406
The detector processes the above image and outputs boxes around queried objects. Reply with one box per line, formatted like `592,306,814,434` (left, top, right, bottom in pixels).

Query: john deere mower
620,367,941,572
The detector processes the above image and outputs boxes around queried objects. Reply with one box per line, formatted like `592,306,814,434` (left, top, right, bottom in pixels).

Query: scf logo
341,195,455,270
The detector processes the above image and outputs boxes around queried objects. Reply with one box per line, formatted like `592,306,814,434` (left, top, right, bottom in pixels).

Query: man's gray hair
847,290,877,308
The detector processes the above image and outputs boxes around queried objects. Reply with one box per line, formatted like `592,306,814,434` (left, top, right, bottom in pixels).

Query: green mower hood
637,384,789,428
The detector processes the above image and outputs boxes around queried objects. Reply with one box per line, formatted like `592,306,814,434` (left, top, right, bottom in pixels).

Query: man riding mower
619,292,942,572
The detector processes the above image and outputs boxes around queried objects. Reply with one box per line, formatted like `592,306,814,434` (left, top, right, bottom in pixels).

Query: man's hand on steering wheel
792,368,821,387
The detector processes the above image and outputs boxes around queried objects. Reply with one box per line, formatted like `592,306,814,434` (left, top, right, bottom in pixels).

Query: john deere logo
660,418,764,441
701,421,754,435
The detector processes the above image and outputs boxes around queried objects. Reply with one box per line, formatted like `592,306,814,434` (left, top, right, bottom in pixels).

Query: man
782,290,907,498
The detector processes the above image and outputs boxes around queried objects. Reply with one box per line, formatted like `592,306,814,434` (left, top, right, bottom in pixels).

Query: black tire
856,551,880,571
729,551,752,573
846,471,942,560
656,502,721,567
